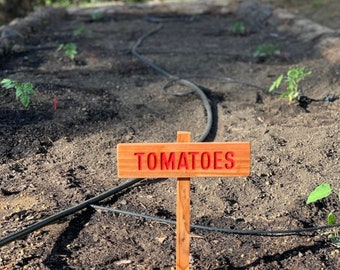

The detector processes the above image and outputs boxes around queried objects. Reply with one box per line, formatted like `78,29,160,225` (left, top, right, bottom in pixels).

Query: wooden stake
176,131,191,270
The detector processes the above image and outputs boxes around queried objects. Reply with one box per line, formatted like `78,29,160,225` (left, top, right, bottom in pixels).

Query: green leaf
1,78,16,89
20,93,30,107
57,44,64,51
91,10,103,20
288,91,299,102
230,21,245,35
59,43,77,60
73,25,86,36
331,236,340,248
285,77,296,88
328,212,336,225
280,92,289,100
23,83,35,94
305,71,312,76
306,183,332,204
2,79,35,107
287,68,299,79
253,44,280,58
15,87,23,99
269,74,283,92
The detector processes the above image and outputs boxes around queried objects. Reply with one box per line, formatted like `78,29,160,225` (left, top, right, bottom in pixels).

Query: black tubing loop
0,23,215,248
131,23,213,143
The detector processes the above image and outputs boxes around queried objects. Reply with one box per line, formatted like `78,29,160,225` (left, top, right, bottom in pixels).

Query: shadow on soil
43,207,95,269
232,241,327,270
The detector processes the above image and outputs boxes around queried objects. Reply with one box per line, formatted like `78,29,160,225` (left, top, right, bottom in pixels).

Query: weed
1,78,36,107
312,0,325,8
253,44,280,58
57,43,77,60
73,24,92,37
307,183,340,247
269,66,312,102
91,10,104,21
230,21,245,35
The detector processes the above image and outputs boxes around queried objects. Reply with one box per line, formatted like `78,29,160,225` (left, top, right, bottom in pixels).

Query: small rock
120,199,127,205
125,134,133,141
155,236,167,244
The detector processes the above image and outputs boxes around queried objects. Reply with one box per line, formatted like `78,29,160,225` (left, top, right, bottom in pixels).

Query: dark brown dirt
0,1,339,269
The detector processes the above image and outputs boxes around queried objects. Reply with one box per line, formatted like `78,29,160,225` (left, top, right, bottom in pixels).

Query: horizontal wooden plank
117,142,250,178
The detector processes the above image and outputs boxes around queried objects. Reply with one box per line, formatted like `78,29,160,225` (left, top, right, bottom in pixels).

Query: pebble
120,199,127,205
125,134,133,141
330,249,339,258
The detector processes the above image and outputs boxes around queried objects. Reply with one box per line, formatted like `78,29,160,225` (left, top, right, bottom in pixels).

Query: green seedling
312,0,325,8
253,44,280,58
57,43,77,60
73,24,92,37
1,78,36,107
307,183,340,247
91,10,104,21
230,21,245,35
269,66,312,102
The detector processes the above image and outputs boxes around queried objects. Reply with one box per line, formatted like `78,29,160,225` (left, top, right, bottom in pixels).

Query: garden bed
0,1,339,269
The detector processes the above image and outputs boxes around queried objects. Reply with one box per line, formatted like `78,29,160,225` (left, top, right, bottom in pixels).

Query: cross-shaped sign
117,131,250,269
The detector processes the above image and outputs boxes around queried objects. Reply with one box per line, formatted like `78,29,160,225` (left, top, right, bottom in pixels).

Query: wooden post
176,131,191,270
117,132,251,268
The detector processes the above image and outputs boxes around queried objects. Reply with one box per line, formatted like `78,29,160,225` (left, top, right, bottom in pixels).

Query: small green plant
253,44,280,58
230,21,245,35
307,183,340,247
57,43,77,60
1,78,36,107
73,24,92,37
312,0,325,8
90,10,104,21
269,66,312,102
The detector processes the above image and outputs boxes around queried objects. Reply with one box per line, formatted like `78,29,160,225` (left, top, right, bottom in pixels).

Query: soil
0,1,340,269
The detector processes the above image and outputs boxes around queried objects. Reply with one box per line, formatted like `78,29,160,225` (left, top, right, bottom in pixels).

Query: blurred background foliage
0,0,334,27
0,0,147,23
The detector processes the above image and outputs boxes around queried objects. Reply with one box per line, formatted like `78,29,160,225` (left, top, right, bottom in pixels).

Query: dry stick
176,131,191,270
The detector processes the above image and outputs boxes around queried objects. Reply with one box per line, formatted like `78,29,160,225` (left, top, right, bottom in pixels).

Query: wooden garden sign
117,131,250,270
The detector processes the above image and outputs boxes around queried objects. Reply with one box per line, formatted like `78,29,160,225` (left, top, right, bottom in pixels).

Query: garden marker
117,132,250,270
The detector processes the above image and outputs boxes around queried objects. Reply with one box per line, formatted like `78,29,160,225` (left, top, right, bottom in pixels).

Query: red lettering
177,152,189,170
147,152,157,170
201,152,211,169
214,151,223,169
161,152,175,170
225,152,235,169
188,152,199,169
134,152,145,170
135,151,236,172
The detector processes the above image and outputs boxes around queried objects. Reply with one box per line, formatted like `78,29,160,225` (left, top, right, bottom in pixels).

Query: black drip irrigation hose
90,205,340,236
0,178,142,247
131,23,213,142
